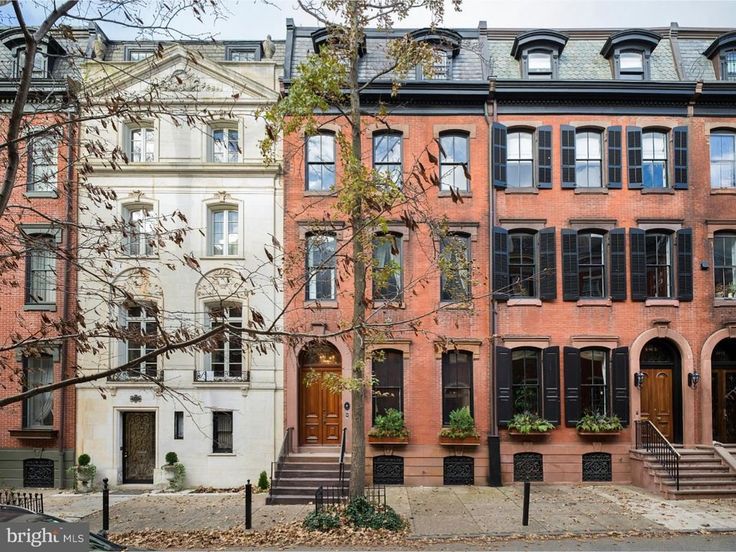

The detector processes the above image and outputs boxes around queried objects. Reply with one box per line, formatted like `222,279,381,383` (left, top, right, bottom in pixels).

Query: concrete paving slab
411,514,481,536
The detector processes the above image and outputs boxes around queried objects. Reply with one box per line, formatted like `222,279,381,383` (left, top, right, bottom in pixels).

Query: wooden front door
300,368,342,446
712,369,736,443
122,412,156,483
641,368,674,440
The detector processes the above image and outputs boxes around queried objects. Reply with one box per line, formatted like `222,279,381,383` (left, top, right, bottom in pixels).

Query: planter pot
438,436,480,446
577,430,622,438
368,435,409,446
507,430,552,439
75,467,95,493
161,465,177,482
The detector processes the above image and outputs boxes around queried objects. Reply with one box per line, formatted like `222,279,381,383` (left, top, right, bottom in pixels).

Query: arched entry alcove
712,338,736,443
298,341,342,446
639,338,683,442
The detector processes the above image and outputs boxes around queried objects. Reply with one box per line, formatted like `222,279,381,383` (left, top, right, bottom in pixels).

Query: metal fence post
102,478,109,537
522,481,530,526
245,480,252,530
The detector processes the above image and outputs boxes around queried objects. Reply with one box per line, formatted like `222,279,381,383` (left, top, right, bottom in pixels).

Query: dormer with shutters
510,29,568,80
600,29,661,81
703,30,736,81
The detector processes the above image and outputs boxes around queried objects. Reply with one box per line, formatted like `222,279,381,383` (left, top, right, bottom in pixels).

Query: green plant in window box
576,412,623,433
507,412,554,434
439,406,479,441
368,408,409,441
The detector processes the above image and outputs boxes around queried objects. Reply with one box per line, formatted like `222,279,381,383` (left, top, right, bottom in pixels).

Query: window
227,49,256,61
26,235,56,306
306,133,336,191
372,349,403,423
580,349,609,415
373,132,402,186
130,127,154,162
578,232,606,298
439,133,469,192
619,50,644,80
442,350,473,425
212,411,233,453
208,208,238,256
512,348,541,415
722,50,736,81
642,131,668,188
646,232,673,298
527,50,553,79
207,305,243,379
306,233,336,301
174,411,184,439
23,355,54,428
507,131,534,188
575,131,602,188
710,132,736,189
212,128,239,163
372,233,402,301
509,231,536,297
123,207,155,257
714,233,736,298
27,134,58,192
15,48,48,78
440,233,471,302
422,49,449,80
122,305,158,378
127,49,153,61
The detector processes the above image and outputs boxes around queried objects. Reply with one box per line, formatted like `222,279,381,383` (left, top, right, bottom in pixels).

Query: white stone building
75,34,284,488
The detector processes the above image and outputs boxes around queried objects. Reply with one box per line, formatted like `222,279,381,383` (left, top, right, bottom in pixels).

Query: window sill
199,255,245,261
208,453,236,457
116,255,159,261
645,298,680,307
714,298,736,307
372,301,406,310
304,300,338,309
192,382,251,390
641,188,675,195
711,188,736,195
438,190,472,198
576,299,612,307
439,301,472,310
507,298,542,307
23,304,56,312
106,380,161,387
304,190,336,197
8,428,58,440
24,191,58,199
504,187,538,195
574,187,608,194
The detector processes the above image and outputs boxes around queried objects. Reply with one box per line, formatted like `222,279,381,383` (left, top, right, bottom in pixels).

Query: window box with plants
506,412,554,438
576,413,623,436
439,406,480,446
368,409,409,445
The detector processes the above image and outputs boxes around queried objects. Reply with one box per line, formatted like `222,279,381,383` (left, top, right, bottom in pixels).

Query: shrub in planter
165,452,178,465
576,412,623,433
257,470,269,491
161,452,185,491
368,409,409,439
69,454,96,493
507,412,554,434
303,510,341,532
439,406,479,440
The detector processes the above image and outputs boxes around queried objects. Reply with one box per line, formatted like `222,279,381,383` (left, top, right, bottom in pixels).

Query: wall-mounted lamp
634,371,647,389
688,372,701,389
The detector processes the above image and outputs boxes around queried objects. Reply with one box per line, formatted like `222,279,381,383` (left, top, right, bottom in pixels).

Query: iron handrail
338,427,348,494
269,427,293,497
635,419,681,490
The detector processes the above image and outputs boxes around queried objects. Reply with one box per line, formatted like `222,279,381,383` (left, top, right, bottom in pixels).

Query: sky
5,0,736,40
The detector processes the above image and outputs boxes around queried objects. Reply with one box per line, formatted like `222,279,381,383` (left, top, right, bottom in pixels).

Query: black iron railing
269,427,293,499
1,491,44,513
338,426,347,492
193,369,249,383
635,419,680,491
315,485,386,513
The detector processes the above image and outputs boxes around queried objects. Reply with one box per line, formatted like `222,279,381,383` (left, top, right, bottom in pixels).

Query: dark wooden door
641,368,674,440
713,370,736,443
300,369,341,445
122,412,156,483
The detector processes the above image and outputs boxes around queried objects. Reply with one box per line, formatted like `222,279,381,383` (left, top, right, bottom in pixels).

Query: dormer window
618,50,644,80
228,49,256,61
703,32,736,81
15,48,48,78
725,50,736,81
126,49,154,62
424,49,449,80
526,50,553,79
225,44,262,61
409,28,462,81
511,30,567,80
1,31,62,79
601,29,660,81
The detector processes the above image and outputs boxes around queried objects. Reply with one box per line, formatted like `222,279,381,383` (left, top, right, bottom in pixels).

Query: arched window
714,232,736,298
372,349,403,423
512,348,541,415
442,350,473,424
580,349,609,415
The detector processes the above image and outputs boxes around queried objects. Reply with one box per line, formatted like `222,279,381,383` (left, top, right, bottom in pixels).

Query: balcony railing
108,368,161,382
193,369,250,383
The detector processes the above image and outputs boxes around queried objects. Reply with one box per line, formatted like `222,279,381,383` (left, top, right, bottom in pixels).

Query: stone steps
640,447,736,499
267,450,348,505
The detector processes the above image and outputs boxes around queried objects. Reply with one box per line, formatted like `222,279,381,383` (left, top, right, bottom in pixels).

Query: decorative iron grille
513,452,543,482
1,491,44,513
443,456,474,485
373,455,404,485
23,458,54,488
582,452,612,482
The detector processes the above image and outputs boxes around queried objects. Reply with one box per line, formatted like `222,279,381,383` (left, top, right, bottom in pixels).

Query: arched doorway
640,338,682,442
712,338,736,443
299,342,342,446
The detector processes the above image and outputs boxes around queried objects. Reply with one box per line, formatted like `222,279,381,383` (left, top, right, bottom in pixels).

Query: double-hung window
580,349,608,415
123,207,155,256
16,48,48,78
212,411,233,453
212,128,239,163
645,232,673,298
509,231,536,297
710,132,736,189
120,305,158,379
422,48,449,80
372,349,403,423
575,131,602,187
440,233,471,302
442,350,473,425
619,50,644,80
227,49,256,61
507,131,534,188
306,233,337,301
209,208,238,256
526,50,553,79
439,133,469,192
130,127,154,162
714,233,736,298
26,235,56,306
207,306,243,379
642,131,668,188
373,132,402,186
306,133,336,191
721,50,736,81
28,134,58,192
372,233,402,301
578,232,606,298
23,354,54,428
511,348,541,415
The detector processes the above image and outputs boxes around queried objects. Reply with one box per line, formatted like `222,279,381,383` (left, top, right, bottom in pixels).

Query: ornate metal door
122,412,156,483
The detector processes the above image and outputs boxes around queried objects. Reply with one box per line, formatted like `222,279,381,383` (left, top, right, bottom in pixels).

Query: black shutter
539,227,557,301
496,346,513,426
564,347,581,427
493,226,509,301
561,125,576,188
562,228,579,301
611,347,630,426
673,126,688,189
627,126,642,189
629,228,647,301
537,126,553,189
607,126,622,189
609,228,627,301
543,346,560,425
492,123,507,189
677,227,693,301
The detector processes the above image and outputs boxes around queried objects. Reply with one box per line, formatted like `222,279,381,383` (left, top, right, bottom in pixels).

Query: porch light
688,371,701,389
634,371,647,388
